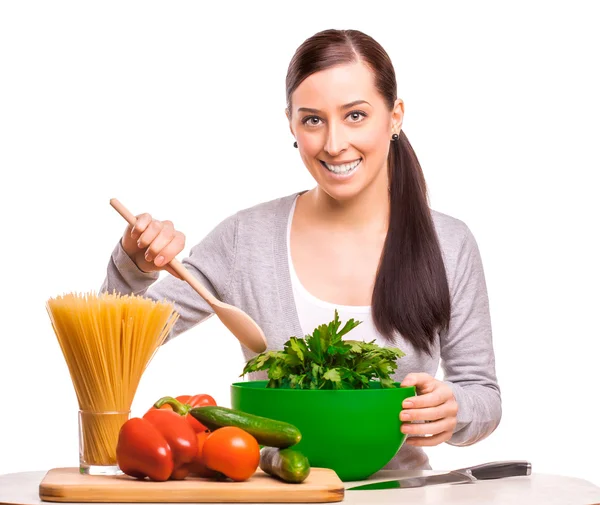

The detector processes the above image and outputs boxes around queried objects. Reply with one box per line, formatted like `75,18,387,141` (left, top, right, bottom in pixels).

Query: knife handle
459,461,532,480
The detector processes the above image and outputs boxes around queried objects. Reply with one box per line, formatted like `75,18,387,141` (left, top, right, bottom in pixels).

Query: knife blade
347,460,532,490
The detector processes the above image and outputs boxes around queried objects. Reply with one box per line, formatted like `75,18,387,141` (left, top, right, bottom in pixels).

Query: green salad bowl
230,380,416,481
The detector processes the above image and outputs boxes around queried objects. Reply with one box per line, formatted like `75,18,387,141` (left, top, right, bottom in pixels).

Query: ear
285,107,294,135
285,107,295,138
391,99,405,133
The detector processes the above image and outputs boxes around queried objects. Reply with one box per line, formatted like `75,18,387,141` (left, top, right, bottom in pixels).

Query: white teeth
323,159,361,174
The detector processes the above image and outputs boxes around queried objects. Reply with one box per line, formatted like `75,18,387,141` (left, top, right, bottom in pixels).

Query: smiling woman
284,35,449,354
100,28,501,472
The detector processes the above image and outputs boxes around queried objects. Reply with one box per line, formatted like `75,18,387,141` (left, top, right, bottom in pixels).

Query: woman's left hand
399,372,458,447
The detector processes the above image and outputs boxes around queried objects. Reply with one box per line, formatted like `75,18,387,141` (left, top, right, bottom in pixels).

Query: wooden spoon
109,198,267,354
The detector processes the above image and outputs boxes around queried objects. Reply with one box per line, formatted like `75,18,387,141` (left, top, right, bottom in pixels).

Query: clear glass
78,410,130,475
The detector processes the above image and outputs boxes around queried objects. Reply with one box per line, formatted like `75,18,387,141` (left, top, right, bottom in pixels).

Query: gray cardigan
101,192,501,470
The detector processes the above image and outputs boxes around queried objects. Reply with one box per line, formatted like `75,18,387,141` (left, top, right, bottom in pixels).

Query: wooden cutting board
39,467,345,503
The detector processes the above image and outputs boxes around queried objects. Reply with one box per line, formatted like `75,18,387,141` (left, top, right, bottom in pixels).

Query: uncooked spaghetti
46,291,179,469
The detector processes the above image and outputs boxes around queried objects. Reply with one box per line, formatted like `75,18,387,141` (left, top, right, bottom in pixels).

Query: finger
144,222,176,262
402,389,446,410
130,213,153,242
400,404,450,422
402,418,453,437
137,219,165,249
405,430,453,447
401,373,436,394
152,231,185,267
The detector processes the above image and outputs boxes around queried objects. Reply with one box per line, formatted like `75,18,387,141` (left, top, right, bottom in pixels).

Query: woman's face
288,61,404,202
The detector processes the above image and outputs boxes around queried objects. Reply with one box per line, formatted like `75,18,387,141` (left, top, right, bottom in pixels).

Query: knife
347,460,532,490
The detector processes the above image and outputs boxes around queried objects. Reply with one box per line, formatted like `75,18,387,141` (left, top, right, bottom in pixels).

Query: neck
305,169,390,234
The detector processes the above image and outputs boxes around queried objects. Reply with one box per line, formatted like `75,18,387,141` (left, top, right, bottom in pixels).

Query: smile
320,158,362,175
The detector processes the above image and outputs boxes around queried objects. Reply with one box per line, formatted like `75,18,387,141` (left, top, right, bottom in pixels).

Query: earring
293,141,298,148
391,133,399,142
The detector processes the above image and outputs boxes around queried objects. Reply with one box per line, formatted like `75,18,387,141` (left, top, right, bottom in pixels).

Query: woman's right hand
121,213,186,279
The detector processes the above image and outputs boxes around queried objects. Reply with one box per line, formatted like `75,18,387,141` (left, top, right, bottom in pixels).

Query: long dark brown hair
286,29,450,356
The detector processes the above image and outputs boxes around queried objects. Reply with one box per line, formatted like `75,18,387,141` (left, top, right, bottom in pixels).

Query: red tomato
202,427,260,481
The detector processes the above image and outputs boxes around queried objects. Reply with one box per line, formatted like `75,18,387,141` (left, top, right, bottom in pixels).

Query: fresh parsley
241,310,406,389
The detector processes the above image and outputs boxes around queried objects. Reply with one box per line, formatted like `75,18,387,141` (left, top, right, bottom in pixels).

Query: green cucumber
260,446,310,483
190,406,301,448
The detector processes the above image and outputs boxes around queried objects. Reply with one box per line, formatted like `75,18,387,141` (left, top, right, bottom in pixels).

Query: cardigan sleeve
440,226,502,446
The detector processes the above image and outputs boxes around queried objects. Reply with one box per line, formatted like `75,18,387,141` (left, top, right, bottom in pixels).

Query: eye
347,110,367,123
301,116,322,126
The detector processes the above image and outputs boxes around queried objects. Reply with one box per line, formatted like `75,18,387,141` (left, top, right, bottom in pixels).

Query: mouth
319,158,362,176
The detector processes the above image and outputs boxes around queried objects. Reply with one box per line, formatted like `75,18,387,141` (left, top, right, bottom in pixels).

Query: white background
1,0,599,488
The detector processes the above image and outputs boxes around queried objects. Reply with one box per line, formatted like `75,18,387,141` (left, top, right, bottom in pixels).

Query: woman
101,29,501,470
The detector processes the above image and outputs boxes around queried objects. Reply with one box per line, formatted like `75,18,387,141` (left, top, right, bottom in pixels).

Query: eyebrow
297,100,371,114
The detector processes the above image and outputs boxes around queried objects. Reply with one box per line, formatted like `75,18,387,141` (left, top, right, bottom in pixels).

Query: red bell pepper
187,430,220,478
116,409,198,481
153,396,222,478
153,394,217,432
116,418,173,482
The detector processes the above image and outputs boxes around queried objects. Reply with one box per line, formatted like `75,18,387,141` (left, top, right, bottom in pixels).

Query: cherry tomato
202,427,260,481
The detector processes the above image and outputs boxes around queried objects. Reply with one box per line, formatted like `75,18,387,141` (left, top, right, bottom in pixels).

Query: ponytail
371,131,451,355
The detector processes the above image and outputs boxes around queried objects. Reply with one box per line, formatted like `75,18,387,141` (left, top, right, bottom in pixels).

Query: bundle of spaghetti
46,291,179,467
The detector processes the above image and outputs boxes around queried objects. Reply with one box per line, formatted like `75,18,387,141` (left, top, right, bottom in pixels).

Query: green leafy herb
241,310,406,389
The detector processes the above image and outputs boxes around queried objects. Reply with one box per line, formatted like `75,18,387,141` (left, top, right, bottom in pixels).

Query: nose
324,123,348,157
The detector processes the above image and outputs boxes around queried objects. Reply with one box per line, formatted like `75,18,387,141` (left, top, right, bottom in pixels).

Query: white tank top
286,195,388,346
